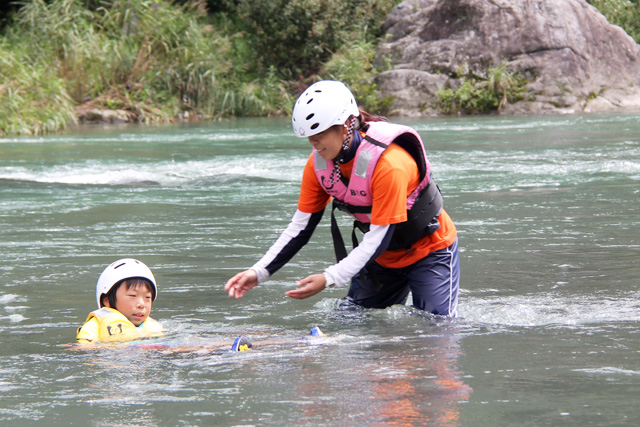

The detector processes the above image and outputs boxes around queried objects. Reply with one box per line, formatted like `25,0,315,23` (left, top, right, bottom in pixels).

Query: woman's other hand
224,269,259,299
285,274,326,299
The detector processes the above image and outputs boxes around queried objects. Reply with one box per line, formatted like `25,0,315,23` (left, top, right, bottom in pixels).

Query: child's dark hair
100,277,156,308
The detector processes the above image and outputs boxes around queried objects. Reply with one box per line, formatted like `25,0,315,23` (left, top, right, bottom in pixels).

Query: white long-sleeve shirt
250,209,393,288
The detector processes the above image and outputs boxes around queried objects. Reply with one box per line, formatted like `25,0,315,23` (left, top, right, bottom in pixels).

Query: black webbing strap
330,201,382,291
330,202,348,262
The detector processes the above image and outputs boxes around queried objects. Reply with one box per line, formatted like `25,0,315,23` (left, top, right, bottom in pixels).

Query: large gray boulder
374,0,640,115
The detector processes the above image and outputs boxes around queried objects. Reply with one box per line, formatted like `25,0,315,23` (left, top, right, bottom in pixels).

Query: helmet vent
306,98,313,104
310,123,319,130
114,262,126,269
306,113,314,120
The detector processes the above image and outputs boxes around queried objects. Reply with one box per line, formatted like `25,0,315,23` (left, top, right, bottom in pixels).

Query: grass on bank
1,0,639,135
0,0,398,136
0,47,77,135
0,0,296,136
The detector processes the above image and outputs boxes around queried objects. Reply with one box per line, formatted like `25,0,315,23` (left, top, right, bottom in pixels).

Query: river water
0,113,639,426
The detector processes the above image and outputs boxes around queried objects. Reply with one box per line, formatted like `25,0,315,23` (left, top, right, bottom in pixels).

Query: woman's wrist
323,272,336,289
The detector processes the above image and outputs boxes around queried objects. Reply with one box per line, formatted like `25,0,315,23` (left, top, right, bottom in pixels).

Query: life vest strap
330,203,349,262
333,198,371,215
330,201,381,291
387,179,443,250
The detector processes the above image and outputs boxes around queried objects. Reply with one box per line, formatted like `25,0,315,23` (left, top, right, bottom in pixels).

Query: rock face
374,0,640,115
77,108,136,124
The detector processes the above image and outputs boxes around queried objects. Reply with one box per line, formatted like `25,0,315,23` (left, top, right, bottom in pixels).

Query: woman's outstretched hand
285,274,326,299
224,269,259,299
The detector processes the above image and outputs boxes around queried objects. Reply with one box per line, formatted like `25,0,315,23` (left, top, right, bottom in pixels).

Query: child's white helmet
292,80,359,138
95,258,157,308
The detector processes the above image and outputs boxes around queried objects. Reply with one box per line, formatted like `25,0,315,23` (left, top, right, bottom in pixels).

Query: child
76,258,163,343
75,258,254,352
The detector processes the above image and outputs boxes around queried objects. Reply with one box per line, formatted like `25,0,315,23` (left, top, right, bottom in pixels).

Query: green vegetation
229,0,397,81
588,0,640,43
320,40,394,115
1,0,639,135
0,47,77,135
0,0,399,136
435,62,529,115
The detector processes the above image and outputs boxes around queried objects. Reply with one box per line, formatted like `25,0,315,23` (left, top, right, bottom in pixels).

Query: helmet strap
330,117,356,185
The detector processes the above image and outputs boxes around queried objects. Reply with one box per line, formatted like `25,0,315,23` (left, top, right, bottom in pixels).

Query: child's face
106,283,153,326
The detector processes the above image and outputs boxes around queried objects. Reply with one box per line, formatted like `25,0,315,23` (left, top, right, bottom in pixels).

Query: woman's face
307,125,348,161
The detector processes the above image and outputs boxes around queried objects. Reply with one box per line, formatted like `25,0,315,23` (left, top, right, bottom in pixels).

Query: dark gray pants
346,237,460,317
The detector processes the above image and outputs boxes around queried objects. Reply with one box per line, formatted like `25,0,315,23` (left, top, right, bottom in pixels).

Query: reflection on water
1,114,639,425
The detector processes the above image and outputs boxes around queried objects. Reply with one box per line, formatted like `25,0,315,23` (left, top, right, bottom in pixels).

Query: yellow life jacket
76,307,162,343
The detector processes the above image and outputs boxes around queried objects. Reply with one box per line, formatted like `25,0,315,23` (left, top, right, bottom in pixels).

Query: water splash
460,291,640,327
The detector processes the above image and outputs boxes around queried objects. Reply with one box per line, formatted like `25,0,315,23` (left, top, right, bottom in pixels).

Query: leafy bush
319,40,393,114
436,62,528,115
588,0,640,43
229,0,400,80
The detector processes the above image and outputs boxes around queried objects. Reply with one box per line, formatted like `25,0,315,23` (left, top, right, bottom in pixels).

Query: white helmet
95,258,157,308
292,80,359,138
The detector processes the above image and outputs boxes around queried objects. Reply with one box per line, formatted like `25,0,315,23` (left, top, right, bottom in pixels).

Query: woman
224,80,460,316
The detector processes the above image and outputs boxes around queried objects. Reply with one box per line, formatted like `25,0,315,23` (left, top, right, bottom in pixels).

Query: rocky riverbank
374,0,640,116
